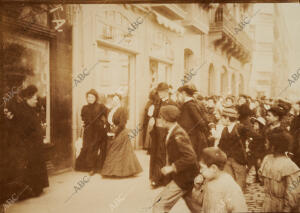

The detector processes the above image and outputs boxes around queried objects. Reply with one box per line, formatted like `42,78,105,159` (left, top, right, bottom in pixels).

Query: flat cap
159,105,180,122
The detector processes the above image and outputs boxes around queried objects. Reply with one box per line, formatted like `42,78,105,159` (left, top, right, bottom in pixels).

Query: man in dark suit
177,85,208,160
152,105,201,213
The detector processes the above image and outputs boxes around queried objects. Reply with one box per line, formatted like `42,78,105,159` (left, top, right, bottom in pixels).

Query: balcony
182,5,209,34
209,5,253,64
151,4,187,20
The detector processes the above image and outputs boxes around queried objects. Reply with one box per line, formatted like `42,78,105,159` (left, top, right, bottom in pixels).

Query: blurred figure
75,89,108,175
258,132,300,212
290,101,300,167
101,101,142,177
149,82,176,188
265,105,294,154
152,105,201,213
218,106,251,191
197,147,247,213
177,85,208,160
142,88,159,153
248,117,267,183
6,85,49,199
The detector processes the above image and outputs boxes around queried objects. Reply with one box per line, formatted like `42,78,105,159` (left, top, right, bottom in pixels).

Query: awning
154,12,185,35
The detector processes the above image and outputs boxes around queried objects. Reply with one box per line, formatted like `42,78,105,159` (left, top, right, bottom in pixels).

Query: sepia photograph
0,1,300,212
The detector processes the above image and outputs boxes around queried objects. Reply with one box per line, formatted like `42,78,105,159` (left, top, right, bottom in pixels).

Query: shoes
89,171,96,176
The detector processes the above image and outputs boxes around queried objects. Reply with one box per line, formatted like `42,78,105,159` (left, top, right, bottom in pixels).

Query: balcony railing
210,5,253,53
151,4,187,20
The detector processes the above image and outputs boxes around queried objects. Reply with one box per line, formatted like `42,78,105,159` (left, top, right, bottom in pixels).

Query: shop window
4,34,51,144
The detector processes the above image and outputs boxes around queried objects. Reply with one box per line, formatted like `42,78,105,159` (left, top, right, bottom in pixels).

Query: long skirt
101,129,142,177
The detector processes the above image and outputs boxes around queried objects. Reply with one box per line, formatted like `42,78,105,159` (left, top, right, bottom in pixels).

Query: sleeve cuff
172,163,177,173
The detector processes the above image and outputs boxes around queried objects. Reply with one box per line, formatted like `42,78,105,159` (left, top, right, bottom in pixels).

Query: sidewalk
5,150,189,213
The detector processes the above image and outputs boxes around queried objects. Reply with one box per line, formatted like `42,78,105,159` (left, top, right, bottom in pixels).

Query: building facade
1,4,74,174
206,3,253,97
71,4,211,149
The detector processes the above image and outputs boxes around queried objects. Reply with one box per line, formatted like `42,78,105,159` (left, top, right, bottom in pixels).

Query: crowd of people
142,82,300,212
1,81,300,212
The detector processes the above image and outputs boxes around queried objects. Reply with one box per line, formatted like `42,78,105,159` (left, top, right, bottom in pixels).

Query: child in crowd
258,132,300,212
193,147,247,213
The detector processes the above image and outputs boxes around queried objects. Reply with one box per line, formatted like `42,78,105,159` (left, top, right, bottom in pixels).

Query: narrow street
6,150,264,213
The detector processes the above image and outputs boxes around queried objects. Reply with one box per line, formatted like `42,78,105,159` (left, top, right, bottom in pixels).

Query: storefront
72,4,184,149
1,4,74,174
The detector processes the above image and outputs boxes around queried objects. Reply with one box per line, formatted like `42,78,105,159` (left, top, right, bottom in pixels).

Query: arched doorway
239,74,244,95
221,67,228,96
208,64,215,96
184,48,194,76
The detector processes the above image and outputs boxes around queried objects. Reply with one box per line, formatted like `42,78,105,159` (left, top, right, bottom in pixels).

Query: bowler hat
156,82,169,92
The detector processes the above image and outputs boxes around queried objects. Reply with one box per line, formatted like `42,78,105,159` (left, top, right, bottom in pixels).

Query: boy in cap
152,105,201,213
218,106,253,191
195,147,247,213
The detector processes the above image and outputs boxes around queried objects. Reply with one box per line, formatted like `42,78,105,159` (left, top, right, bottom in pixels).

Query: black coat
166,124,199,191
13,101,49,195
76,102,108,171
291,114,300,166
177,100,208,159
219,123,258,165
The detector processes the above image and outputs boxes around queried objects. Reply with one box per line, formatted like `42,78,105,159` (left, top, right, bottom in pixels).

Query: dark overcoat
177,100,208,160
165,124,199,191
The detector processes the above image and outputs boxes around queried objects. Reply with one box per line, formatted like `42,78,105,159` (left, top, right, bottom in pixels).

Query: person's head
199,147,227,180
21,85,38,107
266,106,285,125
225,96,234,106
156,82,169,100
86,89,98,104
177,85,197,104
268,131,290,155
221,107,238,126
237,103,253,120
293,101,300,115
250,117,266,131
238,95,247,106
207,97,216,108
158,105,180,129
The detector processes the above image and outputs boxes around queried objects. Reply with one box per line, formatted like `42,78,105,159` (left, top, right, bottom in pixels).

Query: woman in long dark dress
10,85,49,198
75,89,108,174
101,95,142,177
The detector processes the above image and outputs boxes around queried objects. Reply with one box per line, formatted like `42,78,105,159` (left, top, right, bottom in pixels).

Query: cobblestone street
245,168,265,212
